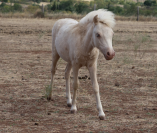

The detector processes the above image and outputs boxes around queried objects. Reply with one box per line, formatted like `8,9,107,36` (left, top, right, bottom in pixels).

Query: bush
124,3,137,15
35,0,41,3
0,3,12,13
51,1,58,11
0,2,6,7
2,0,8,2
119,0,125,5
26,5,40,13
13,3,22,12
144,0,156,6
46,4,52,12
109,6,124,15
75,2,89,14
34,9,44,18
51,0,76,12
94,0,107,9
144,0,152,6
58,0,75,12
2,5,12,13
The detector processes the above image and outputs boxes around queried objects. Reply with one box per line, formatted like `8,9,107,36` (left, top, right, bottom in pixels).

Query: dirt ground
0,18,157,133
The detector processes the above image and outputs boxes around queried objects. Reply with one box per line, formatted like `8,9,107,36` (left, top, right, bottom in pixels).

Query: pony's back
52,18,78,51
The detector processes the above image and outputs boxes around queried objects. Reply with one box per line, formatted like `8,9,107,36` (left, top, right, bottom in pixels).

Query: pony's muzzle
104,50,115,60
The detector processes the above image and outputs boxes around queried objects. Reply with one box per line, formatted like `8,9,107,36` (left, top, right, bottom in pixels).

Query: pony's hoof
70,110,77,114
67,103,72,107
99,115,105,120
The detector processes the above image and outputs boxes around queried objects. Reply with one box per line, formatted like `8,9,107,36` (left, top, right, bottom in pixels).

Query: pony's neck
81,23,94,55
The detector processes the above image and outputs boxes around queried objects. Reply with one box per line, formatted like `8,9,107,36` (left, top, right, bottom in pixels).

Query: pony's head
92,15,115,60
79,9,116,60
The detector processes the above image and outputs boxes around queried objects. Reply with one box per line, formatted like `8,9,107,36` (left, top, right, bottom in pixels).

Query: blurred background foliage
0,0,157,17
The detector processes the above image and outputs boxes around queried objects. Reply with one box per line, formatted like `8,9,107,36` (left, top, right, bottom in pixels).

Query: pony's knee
65,64,72,80
51,67,56,75
93,84,99,93
73,80,79,90
65,72,69,80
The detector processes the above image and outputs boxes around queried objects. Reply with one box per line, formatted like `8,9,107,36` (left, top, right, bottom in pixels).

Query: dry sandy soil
0,18,157,133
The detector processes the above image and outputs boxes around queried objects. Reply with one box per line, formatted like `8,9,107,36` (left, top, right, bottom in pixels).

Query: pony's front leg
88,62,105,120
70,66,79,113
65,63,72,107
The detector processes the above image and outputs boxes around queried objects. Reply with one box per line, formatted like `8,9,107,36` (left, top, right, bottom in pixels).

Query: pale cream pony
48,9,116,120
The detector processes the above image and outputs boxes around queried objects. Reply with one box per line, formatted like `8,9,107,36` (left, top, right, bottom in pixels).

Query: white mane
79,9,116,28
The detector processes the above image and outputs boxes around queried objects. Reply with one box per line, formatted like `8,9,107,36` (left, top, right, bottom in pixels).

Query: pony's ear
93,15,98,24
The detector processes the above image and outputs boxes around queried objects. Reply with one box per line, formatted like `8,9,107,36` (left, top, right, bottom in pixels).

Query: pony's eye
96,33,100,38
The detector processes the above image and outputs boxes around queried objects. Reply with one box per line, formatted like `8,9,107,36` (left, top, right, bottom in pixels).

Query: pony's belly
55,42,70,62
60,54,70,63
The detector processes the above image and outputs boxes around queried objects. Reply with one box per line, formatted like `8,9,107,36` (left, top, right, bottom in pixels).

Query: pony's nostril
107,52,110,56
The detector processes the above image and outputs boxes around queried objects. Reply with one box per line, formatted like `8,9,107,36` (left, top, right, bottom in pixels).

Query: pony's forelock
79,9,116,28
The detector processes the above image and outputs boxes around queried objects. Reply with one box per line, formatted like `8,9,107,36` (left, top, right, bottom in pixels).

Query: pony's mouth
104,54,114,60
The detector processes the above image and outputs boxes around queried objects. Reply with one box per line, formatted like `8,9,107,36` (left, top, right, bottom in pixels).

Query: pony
48,9,116,120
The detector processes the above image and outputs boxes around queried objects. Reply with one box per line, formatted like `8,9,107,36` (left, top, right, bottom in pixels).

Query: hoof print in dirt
79,75,90,80
115,82,120,87
20,113,25,116
78,76,82,79
132,66,135,69
126,112,129,115
152,108,157,110
34,123,39,126
47,112,51,115
143,108,149,111
21,76,25,80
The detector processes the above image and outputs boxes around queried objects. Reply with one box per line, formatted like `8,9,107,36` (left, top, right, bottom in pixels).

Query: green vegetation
45,85,52,99
0,2,22,13
46,0,157,16
14,3,22,11
26,5,40,13
0,0,157,17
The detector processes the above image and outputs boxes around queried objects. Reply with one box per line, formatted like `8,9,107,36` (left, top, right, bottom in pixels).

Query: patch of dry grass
0,12,33,18
0,18,157,132
116,15,157,21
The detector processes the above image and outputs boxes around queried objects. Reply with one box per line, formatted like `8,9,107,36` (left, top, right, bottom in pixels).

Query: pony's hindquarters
53,19,78,63
48,19,78,100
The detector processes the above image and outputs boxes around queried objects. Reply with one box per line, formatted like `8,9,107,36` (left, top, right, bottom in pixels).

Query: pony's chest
76,55,91,66
74,50,99,67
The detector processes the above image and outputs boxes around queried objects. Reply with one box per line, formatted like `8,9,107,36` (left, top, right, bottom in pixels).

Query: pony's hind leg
65,63,72,107
47,52,60,101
